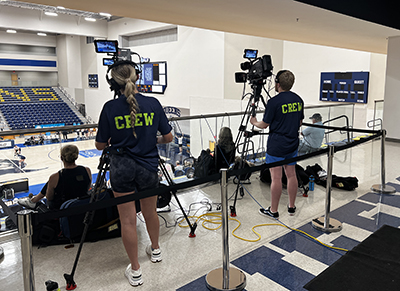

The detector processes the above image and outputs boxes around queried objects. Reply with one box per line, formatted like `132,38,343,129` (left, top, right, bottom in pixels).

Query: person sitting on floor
215,127,236,172
18,144,92,210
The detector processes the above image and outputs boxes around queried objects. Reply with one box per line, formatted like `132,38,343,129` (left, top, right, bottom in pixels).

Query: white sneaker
18,197,37,209
146,244,162,263
124,264,143,286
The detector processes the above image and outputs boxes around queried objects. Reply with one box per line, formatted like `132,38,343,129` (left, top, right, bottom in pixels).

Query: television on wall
136,62,167,94
319,71,369,103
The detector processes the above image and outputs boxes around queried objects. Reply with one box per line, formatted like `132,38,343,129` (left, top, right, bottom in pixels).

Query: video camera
235,49,273,83
94,39,132,66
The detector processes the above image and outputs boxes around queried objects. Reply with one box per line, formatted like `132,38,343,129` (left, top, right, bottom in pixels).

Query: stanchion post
221,169,229,288
206,169,246,291
17,210,36,291
312,145,342,233
371,129,396,194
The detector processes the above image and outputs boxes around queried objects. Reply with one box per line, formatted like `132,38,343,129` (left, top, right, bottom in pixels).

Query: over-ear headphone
275,70,287,83
106,60,141,96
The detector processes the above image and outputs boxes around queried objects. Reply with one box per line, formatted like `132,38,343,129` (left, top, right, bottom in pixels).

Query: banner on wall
163,106,181,118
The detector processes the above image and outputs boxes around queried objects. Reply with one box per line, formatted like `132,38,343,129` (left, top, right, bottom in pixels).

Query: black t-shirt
263,91,304,156
215,142,235,171
96,93,172,172
46,166,91,210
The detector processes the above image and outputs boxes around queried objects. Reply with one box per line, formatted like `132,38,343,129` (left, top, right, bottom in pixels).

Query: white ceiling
12,0,400,54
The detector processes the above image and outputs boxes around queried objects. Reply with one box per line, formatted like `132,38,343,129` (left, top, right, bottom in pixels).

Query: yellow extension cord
178,212,348,252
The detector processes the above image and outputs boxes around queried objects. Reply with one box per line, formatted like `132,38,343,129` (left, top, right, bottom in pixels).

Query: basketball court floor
1,137,400,290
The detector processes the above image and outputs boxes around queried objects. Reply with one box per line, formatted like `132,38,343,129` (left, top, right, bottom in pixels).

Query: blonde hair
111,64,140,137
60,145,79,163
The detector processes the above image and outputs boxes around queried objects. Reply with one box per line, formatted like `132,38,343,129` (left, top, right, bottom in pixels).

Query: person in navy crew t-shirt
250,70,304,219
95,62,173,287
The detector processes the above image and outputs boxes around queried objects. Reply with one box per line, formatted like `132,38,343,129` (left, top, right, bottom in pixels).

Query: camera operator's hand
250,117,269,129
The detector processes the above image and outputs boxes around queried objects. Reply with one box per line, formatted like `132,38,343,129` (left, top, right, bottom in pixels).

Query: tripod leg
64,149,110,290
158,159,197,237
230,181,241,217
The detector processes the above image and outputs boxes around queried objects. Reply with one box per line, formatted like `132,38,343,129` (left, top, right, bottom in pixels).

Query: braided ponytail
111,64,140,137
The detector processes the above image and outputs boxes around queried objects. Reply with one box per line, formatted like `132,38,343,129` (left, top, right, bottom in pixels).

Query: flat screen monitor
94,40,118,53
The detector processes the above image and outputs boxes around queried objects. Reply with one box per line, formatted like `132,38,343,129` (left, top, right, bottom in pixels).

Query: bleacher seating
0,86,84,130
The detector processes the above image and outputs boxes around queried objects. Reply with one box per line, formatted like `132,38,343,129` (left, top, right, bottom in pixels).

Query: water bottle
309,175,315,191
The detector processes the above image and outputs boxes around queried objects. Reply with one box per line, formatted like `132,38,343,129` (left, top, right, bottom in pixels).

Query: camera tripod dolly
64,148,111,290
231,80,267,217
158,158,197,237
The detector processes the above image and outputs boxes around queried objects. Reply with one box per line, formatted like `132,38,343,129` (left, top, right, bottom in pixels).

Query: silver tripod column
18,210,36,291
312,145,342,232
371,129,396,194
206,169,246,291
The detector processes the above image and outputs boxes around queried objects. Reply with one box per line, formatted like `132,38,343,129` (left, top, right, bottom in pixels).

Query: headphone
106,60,141,96
275,70,287,84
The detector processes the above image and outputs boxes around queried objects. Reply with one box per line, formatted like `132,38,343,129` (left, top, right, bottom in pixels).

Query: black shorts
109,154,159,193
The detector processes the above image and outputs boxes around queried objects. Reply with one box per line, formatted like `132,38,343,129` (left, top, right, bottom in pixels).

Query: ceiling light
84,17,96,22
6,29,17,33
99,12,111,18
37,32,47,36
44,11,58,16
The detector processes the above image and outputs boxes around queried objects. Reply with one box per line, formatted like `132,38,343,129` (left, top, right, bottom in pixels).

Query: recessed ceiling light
44,11,58,16
37,32,47,36
6,29,17,33
99,12,112,17
85,17,96,22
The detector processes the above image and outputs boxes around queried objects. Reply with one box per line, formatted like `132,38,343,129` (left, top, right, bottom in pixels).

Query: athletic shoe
288,205,296,216
18,197,38,210
124,264,143,287
146,244,162,263
259,207,279,219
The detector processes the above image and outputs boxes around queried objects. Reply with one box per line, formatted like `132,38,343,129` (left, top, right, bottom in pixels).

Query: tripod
64,150,197,289
64,148,110,290
230,80,268,217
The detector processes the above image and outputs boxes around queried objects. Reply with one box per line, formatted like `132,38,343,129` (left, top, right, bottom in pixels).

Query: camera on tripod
235,49,273,83
94,39,133,66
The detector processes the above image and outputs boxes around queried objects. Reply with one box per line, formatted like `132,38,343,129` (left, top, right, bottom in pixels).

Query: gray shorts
109,154,159,193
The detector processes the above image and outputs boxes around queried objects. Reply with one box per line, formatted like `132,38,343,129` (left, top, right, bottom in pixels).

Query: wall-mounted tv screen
319,71,369,103
136,62,167,94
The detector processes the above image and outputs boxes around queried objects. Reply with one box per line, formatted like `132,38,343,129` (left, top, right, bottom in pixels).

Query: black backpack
194,150,216,178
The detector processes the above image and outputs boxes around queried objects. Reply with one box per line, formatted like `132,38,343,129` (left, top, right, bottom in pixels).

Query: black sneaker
288,205,296,216
259,207,279,219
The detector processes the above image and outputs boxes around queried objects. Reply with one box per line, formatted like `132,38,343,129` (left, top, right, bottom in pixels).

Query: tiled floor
1,138,399,290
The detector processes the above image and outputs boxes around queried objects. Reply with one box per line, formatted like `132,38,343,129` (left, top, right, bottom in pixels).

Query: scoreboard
319,72,369,103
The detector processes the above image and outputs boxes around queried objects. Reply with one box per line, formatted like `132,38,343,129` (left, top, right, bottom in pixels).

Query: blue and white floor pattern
178,178,400,291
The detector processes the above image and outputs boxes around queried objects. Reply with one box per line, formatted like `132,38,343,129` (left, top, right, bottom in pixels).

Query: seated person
298,113,325,155
175,161,184,171
215,127,236,171
19,145,92,210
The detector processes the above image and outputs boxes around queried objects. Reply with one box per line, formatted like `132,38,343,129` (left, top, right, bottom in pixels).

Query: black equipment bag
194,150,216,178
59,188,121,243
31,188,121,246
305,163,358,191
